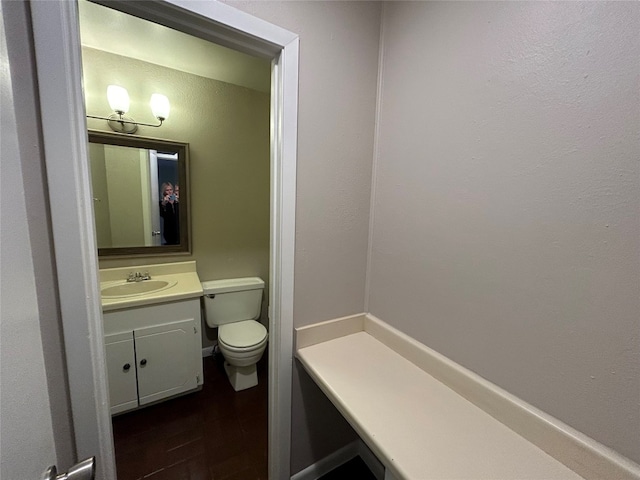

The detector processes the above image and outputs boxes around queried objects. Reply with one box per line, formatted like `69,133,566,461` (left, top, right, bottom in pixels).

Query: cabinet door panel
135,318,198,405
105,332,138,415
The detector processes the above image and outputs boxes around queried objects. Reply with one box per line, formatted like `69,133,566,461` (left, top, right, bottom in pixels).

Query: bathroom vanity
100,262,204,415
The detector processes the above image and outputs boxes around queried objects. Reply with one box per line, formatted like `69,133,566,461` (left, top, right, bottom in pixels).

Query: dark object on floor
318,456,377,480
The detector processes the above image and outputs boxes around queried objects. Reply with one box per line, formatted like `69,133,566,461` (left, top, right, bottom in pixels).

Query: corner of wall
364,2,387,314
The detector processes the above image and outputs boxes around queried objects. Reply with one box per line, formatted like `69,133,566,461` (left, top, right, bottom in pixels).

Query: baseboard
290,441,359,480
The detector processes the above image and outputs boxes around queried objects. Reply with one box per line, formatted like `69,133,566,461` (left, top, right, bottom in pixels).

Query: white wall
370,1,640,463
222,1,382,474
1,1,75,473
0,2,58,476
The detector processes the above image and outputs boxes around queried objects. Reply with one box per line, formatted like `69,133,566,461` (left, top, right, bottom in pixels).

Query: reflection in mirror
88,131,190,257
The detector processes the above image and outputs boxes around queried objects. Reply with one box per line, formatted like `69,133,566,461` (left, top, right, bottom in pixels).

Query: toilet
201,277,268,391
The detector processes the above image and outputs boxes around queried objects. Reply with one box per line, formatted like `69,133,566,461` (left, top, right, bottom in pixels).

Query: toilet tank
201,277,264,327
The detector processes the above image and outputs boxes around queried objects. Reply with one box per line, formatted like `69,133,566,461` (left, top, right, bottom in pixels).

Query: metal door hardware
43,457,95,480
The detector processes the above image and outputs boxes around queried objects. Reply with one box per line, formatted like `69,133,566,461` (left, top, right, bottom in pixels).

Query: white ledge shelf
295,314,640,480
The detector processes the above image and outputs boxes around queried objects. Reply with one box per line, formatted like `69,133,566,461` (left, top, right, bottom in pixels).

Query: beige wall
83,48,271,343
370,2,640,464
89,142,112,247
223,1,382,474
104,145,147,247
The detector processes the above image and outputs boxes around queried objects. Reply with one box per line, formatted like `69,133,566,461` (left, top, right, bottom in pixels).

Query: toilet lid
219,320,267,348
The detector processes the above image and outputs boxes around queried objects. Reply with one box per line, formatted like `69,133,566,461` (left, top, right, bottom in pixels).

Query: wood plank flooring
112,354,268,480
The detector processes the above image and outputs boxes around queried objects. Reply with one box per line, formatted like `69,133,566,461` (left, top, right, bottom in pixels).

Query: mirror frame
88,130,191,258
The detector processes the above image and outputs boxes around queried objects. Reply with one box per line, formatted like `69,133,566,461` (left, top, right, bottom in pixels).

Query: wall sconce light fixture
87,85,170,134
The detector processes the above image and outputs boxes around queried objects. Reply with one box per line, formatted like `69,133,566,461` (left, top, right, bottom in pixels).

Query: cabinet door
105,332,138,415
135,318,198,405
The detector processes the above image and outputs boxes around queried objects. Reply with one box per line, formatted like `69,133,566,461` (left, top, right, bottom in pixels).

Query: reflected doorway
89,143,177,248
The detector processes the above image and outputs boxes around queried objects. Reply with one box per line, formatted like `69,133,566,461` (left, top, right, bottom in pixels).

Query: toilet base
224,362,258,391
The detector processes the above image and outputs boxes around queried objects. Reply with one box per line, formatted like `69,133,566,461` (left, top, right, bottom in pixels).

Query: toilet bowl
202,278,268,391
218,320,267,391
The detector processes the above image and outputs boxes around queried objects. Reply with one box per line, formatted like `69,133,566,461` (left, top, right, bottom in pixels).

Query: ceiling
78,0,271,93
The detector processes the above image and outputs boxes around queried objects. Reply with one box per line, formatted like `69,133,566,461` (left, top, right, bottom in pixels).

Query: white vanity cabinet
103,299,203,415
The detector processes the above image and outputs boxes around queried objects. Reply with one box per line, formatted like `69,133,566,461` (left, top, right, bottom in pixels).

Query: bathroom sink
101,279,178,298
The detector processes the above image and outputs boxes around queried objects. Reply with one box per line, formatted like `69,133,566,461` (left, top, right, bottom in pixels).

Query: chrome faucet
126,271,151,282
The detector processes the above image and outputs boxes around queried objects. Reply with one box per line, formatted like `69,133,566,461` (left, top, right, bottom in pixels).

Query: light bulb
150,93,170,121
106,85,130,114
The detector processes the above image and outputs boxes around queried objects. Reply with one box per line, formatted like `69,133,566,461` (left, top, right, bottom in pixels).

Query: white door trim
29,2,298,479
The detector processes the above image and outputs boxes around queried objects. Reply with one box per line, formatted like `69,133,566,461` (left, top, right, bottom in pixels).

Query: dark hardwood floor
112,353,268,480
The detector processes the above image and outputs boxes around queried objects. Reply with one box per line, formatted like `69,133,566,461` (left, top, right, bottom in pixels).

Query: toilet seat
218,320,268,350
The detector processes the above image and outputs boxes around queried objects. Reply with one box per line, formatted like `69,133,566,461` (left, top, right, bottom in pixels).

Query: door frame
148,150,161,247
29,1,298,478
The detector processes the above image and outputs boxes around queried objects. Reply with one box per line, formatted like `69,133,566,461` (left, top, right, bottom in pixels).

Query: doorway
79,1,270,476
29,1,298,478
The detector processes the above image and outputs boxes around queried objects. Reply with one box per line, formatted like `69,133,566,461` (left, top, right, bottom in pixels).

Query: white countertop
100,261,203,311
297,330,584,480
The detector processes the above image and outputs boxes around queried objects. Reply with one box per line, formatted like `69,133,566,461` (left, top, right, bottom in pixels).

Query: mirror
88,131,190,257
